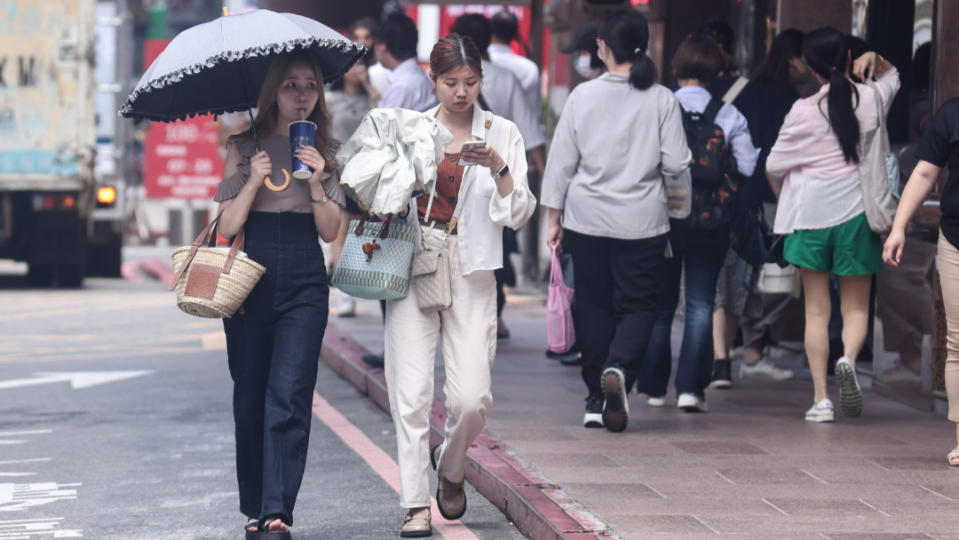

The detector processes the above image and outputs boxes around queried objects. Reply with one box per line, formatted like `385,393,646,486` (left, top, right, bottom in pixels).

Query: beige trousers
936,233,959,422
384,232,498,508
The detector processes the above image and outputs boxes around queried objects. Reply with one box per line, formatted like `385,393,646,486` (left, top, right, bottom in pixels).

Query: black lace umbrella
120,9,365,122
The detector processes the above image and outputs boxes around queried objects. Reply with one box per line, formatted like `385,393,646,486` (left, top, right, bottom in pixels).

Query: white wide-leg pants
384,232,498,508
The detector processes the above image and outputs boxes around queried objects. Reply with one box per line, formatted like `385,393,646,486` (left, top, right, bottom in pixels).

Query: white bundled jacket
336,108,453,216
421,103,537,276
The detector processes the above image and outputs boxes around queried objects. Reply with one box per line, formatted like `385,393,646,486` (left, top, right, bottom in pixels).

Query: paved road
0,270,524,539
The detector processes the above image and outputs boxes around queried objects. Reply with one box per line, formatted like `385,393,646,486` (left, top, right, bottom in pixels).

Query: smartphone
458,139,486,166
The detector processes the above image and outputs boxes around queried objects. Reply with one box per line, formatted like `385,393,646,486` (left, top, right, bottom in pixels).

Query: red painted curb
138,258,175,284
320,325,613,540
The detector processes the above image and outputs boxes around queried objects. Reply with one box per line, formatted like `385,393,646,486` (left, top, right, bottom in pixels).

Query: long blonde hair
235,51,336,171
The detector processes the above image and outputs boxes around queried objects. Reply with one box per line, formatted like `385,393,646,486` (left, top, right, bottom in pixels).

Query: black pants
222,212,329,525
564,229,668,397
495,228,518,317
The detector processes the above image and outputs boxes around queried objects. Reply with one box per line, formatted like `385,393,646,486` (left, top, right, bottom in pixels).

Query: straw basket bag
170,217,265,318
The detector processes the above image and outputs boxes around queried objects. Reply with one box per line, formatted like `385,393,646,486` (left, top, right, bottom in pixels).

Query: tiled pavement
332,296,959,539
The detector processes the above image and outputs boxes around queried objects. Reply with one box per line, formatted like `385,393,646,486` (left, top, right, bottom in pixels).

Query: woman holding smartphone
382,33,536,537
214,51,344,538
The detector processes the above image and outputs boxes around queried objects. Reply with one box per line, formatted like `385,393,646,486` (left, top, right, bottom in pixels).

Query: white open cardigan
421,103,537,276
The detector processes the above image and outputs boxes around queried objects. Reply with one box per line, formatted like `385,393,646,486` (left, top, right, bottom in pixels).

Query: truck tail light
97,186,117,207
33,194,80,211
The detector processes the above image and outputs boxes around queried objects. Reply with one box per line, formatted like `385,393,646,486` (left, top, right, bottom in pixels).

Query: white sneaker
835,356,863,417
804,398,835,422
583,411,604,428
739,359,795,381
646,395,666,407
677,393,708,413
337,291,356,317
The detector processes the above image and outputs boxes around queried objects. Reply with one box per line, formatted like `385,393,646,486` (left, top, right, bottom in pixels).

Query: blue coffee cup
289,120,317,180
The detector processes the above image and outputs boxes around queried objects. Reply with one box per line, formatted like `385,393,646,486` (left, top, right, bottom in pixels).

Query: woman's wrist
243,177,262,192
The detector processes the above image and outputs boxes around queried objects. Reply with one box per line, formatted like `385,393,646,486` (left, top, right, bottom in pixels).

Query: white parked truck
0,0,132,287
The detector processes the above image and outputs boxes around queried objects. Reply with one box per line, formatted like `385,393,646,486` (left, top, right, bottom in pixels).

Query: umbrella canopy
120,9,365,122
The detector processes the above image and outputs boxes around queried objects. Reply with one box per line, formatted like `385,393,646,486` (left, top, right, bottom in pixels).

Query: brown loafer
400,507,431,538
436,476,466,520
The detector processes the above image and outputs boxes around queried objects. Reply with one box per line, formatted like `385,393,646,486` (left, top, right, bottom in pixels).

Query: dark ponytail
600,10,656,91
803,27,860,163
630,55,657,91
826,70,860,163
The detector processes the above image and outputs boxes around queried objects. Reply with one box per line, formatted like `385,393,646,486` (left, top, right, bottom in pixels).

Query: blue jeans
639,223,729,398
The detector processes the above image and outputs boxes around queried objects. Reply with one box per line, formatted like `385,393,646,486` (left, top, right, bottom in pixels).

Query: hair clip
634,47,642,55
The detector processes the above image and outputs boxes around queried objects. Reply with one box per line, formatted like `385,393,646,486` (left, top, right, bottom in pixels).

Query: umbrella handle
264,169,291,192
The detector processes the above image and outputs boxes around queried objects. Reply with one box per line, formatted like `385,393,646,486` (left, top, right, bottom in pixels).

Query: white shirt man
480,59,545,151
368,62,391,99
488,43,541,125
378,57,436,112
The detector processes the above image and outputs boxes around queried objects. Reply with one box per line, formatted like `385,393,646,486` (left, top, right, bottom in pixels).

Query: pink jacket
767,68,900,234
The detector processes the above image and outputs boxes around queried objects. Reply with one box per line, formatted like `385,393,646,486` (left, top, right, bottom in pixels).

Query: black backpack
680,98,740,231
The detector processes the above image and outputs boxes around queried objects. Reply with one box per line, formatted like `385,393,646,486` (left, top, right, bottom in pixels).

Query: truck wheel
58,264,84,288
26,263,54,288
101,237,122,278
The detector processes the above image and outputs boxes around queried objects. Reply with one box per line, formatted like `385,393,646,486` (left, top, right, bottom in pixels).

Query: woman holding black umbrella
214,51,345,538
118,9,363,538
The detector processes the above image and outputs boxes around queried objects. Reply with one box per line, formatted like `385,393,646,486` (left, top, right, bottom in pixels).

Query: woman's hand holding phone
459,139,505,173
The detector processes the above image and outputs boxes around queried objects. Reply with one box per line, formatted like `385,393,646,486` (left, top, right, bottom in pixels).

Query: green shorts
783,213,883,276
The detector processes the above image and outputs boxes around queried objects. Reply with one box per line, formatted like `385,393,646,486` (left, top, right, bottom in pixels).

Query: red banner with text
142,39,225,200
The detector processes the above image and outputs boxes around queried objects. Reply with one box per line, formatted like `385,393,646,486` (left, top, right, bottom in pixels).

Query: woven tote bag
170,217,265,318
331,217,417,300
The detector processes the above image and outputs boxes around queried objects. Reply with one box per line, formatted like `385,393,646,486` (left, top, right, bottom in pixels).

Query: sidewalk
328,296,959,539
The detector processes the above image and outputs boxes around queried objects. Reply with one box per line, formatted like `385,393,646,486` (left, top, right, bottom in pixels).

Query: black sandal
259,516,293,540
245,518,260,540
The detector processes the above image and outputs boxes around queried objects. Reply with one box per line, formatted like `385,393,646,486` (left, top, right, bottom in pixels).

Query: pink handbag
546,247,576,353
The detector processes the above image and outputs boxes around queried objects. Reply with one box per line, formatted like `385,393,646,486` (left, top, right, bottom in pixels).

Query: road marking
0,460,50,466
312,391,479,540
0,517,82,538
0,371,152,390
0,345,209,364
0,442,25,446
0,431,51,438
0,298,170,323
0,483,80,512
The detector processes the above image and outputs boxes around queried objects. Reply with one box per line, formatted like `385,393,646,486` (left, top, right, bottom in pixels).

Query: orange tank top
417,153,465,223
